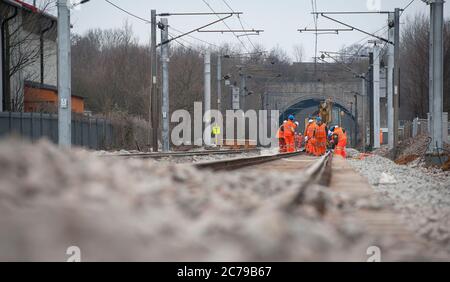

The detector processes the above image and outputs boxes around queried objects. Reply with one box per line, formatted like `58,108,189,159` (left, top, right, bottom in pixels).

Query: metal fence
400,113,450,142
0,112,114,150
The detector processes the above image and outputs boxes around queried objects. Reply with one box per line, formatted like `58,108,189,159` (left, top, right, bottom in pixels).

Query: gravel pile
348,155,450,252
0,139,442,261
396,135,431,160
346,148,361,159
372,147,387,156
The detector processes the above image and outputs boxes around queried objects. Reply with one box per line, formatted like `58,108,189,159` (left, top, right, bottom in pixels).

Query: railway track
195,152,449,260
195,151,305,171
196,151,332,205
103,148,259,159
196,151,333,213
195,150,330,174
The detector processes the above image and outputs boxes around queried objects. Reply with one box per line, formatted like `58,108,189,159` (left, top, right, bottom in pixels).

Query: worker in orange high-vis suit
304,118,316,155
295,132,302,151
313,117,328,156
332,126,347,158
294,122,301,151
277,121,287,153
284,115,296,153
295,121,303,151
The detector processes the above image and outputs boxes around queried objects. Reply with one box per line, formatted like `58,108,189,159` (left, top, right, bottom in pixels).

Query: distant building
1,0,84,113
24,81,85,114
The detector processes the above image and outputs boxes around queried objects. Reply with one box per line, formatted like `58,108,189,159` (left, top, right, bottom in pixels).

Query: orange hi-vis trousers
285,135,295,153
334,145,347,158
314,124,327,156
334,134,347,158
307,138,316,155
314,140,327,156
279,138,287,153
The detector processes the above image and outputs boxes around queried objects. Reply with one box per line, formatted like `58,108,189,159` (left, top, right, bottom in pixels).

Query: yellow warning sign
212,125,221,135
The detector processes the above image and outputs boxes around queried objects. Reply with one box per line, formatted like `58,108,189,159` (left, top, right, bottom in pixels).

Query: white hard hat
308,119,313,123
283,120,288,124
295,121,299,126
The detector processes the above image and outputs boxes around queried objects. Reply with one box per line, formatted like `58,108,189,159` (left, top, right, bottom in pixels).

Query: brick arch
266,81,361,117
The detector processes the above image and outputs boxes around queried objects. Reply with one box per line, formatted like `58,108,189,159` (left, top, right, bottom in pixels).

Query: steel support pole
217,54,222,114
240,74,246,111
354,94,358,148
373,44,381,149
204,50,211,146
429,3,434,140
161,18,170,152
57,0,71,147
0,15,3,112
150,10,158,152
393,8,400,151
430,0,444,152
362,77,367,152
387,12,395,149
369,52,374,149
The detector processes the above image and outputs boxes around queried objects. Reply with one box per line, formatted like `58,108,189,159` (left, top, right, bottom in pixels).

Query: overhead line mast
221,0,260,50
201,0,250,53
302,9,403,152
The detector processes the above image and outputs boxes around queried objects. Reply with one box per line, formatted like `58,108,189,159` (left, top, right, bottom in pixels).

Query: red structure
24,81,85,114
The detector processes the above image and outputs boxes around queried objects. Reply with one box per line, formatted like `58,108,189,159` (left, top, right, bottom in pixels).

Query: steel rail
103,148,260,159
194,151,304,171
285,151,332,211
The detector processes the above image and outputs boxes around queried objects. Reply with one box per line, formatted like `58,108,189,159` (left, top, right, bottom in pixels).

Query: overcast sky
35,0,450,61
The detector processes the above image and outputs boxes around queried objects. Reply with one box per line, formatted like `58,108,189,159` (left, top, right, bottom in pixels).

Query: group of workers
277,115,347,158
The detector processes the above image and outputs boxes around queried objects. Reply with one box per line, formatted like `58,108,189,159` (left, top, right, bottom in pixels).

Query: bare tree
71,22,151,118
1,0,56,111
292,44,304,63
267,45,291,65
400,14,450,119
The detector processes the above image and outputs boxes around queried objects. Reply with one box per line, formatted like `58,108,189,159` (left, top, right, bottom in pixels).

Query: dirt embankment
373,135,450,171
